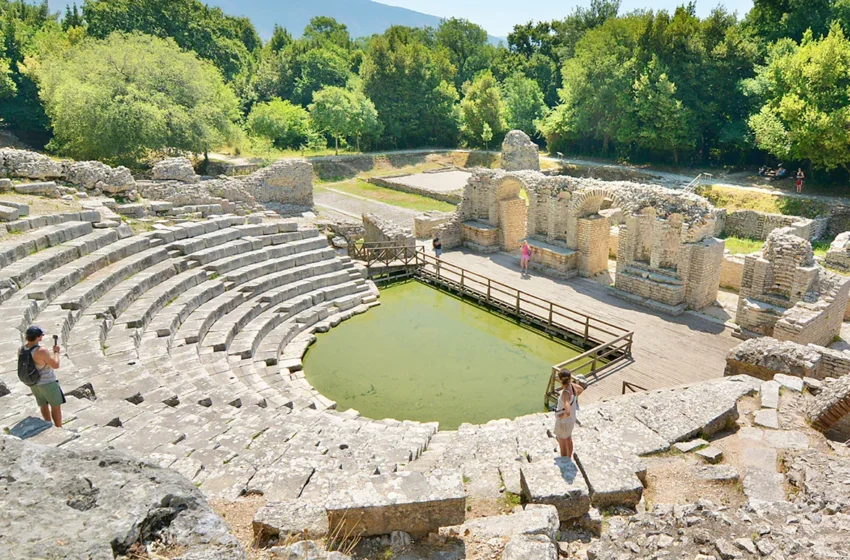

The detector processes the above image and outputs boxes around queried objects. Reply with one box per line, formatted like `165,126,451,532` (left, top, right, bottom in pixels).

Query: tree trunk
334,136,339,156
603,134,610,155
673,147,679,166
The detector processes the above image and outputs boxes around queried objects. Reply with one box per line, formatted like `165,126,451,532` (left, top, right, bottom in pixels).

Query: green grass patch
723,236,764,255
697,185,832,219
318,179,456,213
812,240,831,257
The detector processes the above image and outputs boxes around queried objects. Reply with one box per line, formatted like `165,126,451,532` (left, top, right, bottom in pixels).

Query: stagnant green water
303,280,585,429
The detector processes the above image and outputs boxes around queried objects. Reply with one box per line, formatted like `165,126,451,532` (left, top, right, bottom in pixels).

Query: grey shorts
31,381,65,407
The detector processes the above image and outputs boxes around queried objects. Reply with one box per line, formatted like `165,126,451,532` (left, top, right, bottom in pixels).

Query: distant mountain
50,0,505,44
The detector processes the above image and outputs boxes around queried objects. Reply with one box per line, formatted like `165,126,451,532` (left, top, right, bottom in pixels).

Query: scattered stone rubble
362,212,415,247
0,148,314,220
0,434,245,559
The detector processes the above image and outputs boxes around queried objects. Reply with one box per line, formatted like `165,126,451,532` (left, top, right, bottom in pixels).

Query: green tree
619,59,694,163
747,24,850,174
309,86,350,154
246,98,312,149
744,0,834,44
502,73,546,137
436,18,494,90
82,0,260,80
268,24,291,53
31,32,240,165
292,47,351,106
303,16,350,50
459,70,506,148
361,28,459,148
309,86,380,153
62,4,83,31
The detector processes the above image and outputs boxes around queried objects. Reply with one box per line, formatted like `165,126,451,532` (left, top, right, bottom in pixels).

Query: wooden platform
435,248,739,403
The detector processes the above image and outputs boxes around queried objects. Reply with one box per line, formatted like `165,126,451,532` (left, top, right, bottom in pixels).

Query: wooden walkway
435,249,739,404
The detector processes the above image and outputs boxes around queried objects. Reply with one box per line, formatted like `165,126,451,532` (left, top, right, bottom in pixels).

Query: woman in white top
554,371,584,458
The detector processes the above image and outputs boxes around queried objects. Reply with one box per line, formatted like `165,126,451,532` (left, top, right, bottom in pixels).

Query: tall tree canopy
31,32,240,164
747,24,850,174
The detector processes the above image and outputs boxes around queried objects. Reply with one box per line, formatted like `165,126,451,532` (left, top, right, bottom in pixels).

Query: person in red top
796,168,805,194
521,240,531,274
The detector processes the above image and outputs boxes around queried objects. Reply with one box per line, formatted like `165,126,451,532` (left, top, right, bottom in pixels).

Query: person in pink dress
521,240,531,274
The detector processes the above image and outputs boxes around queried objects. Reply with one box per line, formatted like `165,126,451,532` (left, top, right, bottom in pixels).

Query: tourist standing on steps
432,234,442,258
554,371,583,458
796,168,805,194
19,326,64,427
521,240,531,274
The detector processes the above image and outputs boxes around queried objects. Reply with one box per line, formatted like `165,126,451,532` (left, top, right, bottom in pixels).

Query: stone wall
723,209,821,241
414,211,454,239
725,337,850,381
367,176,462,204
362,213,414,247
825,231,850,272
720,253,746,291
242,158,313,206
736,228,850,346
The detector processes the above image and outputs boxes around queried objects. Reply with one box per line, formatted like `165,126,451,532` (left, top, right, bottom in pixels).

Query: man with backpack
18,326,64,428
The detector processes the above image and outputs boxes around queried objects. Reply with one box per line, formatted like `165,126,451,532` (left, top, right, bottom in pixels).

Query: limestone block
773,373,804,392
13,181,60,198
743,469,786,503
65,160,135,193
152,157,199,183
501,130,540,172
695,446,723,464
324,470,465,538
673,439,708,453
724,338,821,380
0,204,19,221
0,148,64,179
694,465,739,482
574,449,644,508
502,534,558,560
754,409,779,429
520,458,590,521
763,430,809,450
0,178,11,192
253,500,329,541
760,380,780,409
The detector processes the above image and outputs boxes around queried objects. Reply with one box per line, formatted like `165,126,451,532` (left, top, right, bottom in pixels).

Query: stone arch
568,186,626,218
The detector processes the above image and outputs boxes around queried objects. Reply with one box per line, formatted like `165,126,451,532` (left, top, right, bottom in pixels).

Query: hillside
50,0,505,43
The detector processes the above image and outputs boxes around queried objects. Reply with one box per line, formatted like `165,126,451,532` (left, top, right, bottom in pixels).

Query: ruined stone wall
725,337,850,381
736,228,850,345
576,215,610,276
825,232,850,272
680,238,725,310
724,210,817,241
362,213,415,247
720,253,745,291
242,158,313,206
414,211,454,239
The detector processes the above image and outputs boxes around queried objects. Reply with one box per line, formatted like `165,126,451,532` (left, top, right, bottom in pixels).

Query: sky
379,0,755,37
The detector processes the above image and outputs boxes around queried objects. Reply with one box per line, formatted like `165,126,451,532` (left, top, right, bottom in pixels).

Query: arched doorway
567,187,624,276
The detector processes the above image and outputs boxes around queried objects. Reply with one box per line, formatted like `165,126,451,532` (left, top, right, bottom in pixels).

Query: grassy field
697,185,833,218
317,179,456,213
724,235,831,257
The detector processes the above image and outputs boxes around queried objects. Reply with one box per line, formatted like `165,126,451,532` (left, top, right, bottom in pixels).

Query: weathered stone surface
253,500,330,542
501,534,558,560
725,337,821,379
0,148,64,179
754,409,780,429
500,130,540,172
520,458,590,521
763,430,809,450
152,157,199,183
673,438,708,453
0,435,244,559
695,446,723,464
807,372,850,433
13,180,60,198
694,464,739,482
760,380,780,409
774,373,805,392
66,160,136,193
743,469,787,503
325,470,465,538
243,158,313,205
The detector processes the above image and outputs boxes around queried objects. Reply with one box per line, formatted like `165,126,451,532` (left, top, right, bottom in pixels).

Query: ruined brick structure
735,228,850,346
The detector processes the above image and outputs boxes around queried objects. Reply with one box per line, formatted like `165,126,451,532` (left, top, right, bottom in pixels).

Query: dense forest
2,0,850,179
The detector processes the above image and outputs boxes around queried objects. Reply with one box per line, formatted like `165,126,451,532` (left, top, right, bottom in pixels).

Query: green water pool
303,280,586,429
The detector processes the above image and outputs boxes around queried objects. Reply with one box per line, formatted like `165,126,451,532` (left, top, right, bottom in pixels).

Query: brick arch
568,186,625,218
495,176,528,201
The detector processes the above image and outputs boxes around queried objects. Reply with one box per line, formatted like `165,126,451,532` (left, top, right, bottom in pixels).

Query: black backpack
17,345,41,387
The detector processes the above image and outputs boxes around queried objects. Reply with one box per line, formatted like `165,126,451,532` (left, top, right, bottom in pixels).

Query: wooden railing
348,242,419,271
348,245,635,410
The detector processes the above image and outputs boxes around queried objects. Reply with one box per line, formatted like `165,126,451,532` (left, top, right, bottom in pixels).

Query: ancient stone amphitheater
1,147,849,559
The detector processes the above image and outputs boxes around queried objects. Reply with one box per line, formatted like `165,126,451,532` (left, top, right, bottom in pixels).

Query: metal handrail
683,172,713,193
